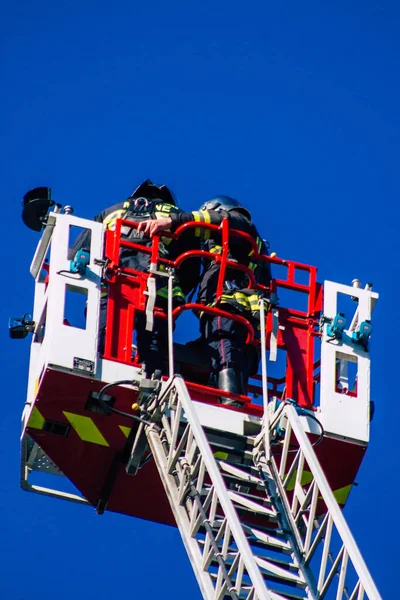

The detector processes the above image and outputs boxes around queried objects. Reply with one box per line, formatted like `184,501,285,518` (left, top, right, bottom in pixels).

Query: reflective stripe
192,210,212,239
248,235,263,257
155,203,175,213
28,406,45,430
192,211,202,238
63,412,109,446
154,211,173,245
202,211,211,239
103,209,127,231
210,245,222,254
218,290,262,315
157,285,186,301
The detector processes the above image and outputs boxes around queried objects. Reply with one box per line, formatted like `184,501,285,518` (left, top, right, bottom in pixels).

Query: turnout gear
71,180,200,376
169,201,271,403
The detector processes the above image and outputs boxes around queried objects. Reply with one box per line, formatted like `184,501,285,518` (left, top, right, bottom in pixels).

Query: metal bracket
126,378,162,475
270,308,279,362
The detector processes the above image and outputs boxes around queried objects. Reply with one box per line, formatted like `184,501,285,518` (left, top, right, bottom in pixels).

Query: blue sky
1,1,398,598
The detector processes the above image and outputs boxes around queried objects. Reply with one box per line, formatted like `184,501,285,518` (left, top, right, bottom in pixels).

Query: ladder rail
272,405,381,600
148,375,274,600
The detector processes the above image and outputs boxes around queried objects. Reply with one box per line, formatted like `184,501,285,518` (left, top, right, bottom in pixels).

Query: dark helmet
200,195,251,220
131,179,177,206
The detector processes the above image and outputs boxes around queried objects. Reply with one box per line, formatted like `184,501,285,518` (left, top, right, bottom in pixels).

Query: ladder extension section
144,376,381,600
267,404,381,600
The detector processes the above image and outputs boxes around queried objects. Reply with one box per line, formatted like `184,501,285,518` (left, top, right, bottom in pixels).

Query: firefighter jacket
71,197,200,304
169,208,271,320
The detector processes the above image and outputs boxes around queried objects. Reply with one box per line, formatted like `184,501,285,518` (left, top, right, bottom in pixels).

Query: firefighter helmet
131,179,177,206
200,196,251,220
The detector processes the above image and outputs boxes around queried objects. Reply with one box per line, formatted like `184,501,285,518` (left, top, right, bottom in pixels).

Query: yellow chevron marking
285,470,313,492
214,451,229,460
28,407,45,430
332,484,352,505
119,425,131,438
63,412,109,446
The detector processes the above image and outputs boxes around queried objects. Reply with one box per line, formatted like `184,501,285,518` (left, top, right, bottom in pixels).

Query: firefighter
138,195,272,403
71,179,200,377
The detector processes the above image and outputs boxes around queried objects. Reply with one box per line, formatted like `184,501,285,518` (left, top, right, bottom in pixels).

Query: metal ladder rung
197,540,298,575
197,520,292,555
226,488,275,509
241,524,292,553
252,555,302,576
254,556,306,586
268,588,308,600
227,490,278,518
218,460,263,485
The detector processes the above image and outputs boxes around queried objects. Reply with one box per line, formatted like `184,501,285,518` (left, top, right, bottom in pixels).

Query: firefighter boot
218,368,243,407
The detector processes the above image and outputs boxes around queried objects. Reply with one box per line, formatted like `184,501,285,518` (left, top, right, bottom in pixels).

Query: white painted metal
319,281,379,442
267,404,382,600
18,215,382,600
145,275,156,332
259,298,270,461
167,271,175,377
22,213,104,431
144,376,321,600
20,435,88,505
146,376,275,599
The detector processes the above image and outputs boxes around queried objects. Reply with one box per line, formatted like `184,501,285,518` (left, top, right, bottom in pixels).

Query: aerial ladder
14,188,381,599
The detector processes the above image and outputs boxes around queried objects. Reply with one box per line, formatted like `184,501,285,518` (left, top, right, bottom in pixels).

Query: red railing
102,218,323,408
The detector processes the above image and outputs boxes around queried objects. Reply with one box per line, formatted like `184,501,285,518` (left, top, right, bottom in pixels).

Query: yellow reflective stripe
63,412,109,446
248,237,263,257
119,425,131,438
28,406,45,430
248,295,260,307
154,212,174,245
192,211,203,238
220,293,250,309
210,245,222,254
202,210,211,240
157,286,186,300
103,209,127,231
155,203,174,213
248,261,256,272
154,211,171,220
